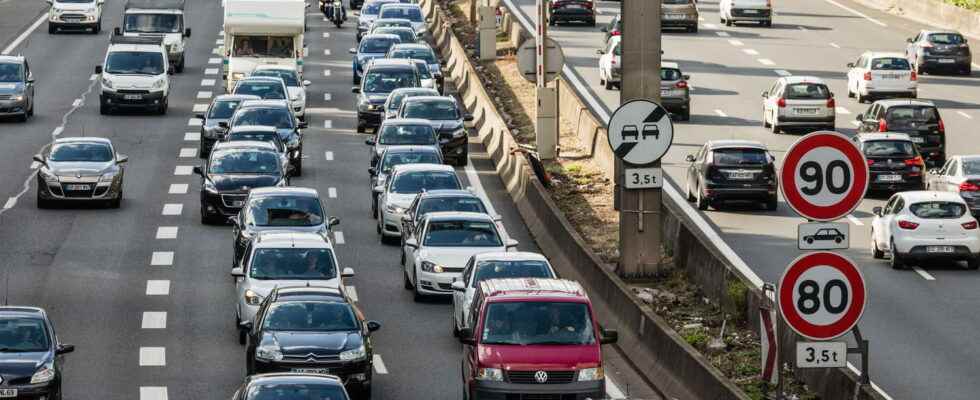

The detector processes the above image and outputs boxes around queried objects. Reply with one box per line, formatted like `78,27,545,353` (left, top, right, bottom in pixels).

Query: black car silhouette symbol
803,228,845,244
622,125,639,141
641,123,660,140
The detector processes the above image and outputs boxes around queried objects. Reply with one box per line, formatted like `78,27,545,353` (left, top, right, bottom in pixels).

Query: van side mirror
193,166,204,175
95,65,103,75
365,138,375,145
352,87,361,93
600,328,619,345
303,80,312,86
185,28,192,37
228,215,240,225
32,154,45,165
907,38,913,43
194,113,206,120
238,320,253,331
685,154,696,162
56,344,75,355
116,155,129,164
368,167,377,175
349,48,358,54
872,207,883,216
372,185,384,194
458,328,475,345
405,238,418,248
298,121,309,129
231,267,244,277
464,114,474,122
342,267,355,278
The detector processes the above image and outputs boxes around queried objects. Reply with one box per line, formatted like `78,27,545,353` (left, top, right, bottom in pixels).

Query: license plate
65,184,90,191
65,18,81,22
660,89,670,96
728,172,753,180
567,4,583,8
939,58,956,64
927,245,955,253
880,73,903,80
877,174,902,182
292,368,330,374
0,389,16,398
123,94,143,100
742,9,758,14
664,14,685,20
794,108,819,115
911,136,925,144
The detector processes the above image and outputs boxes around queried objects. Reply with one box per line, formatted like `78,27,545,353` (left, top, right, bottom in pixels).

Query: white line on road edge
324,120,333,129
72,99,82,107
824,0,888,27
184,132,201,141
334,231,345,244
179,148,197,158
1,14,46,55
139,347,166,366
703,23,717,29
162,204,183,216
715,31,730,37
140,387,168,400
142,312,167,329
463,155,498,217
830,42,841,48
606,377,626,399
714,109,728,117
145,280,170,296
322,32,330,38
958,111,973,119
150,252,174,266
758,58,775,66
836,106,851,115
728,39,743,46
774,69,792,77
372,354,388,374
346,286,358,302
328,187,337,198
2,198,15,210
155,226,179,239
846,214,864,226
324,93,332,101
168,184,189,194
912,266,936,281
325,151,334,161
742,49,759,56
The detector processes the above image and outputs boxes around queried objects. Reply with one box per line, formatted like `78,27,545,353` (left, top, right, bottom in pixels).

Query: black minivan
857,99,945,167
685,140,778,211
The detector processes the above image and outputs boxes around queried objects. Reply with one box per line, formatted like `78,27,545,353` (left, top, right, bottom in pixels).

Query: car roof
472,251,549,263
374,18,412,24
863,51,906,59
246,373,344,386
479,278,586,299
212,141,279,151
368,58,416,68
272,286,347,302
391,163,455,174
362,33,401,42
921,29,962,36
382,145,441,155
249,186,320,197
897,190,966,203
873,99,936,108
0,306,46,318
380,3,420,8
255,231,333,248
213,94,261,102
781,76,827,85
380,118,434,126
229,125,279,133
239,99,291,108
0,55,25,63
707,139,767,150
856,132,912,142
423,211,495,222
391,43,430,50
238,76,285,84
390,87,439,96
403,95,455,103
54,137,112,145
418,189,478,198
375,26,415,33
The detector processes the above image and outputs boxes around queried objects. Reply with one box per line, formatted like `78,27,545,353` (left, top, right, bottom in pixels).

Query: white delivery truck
115,0,191,73
222,0,306,92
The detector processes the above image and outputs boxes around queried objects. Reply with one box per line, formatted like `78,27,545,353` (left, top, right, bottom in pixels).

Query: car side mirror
56,344,75,355
600,328,619,345
218,121,229,129
95,65,103,75
185,28,192,37
505,239,519,249
368,167,377,175
193,166,204,175
349,48,358,54
372,185,384,194
464,114,474,122
682,74,690,80
113,27,121,36
351,86,361,93
329,216,341,227
194,113,206,120
228,215,240,225
365,138,375,145
27,75,35,84
32,154,45,165
303,80,312,86
855,114,864,122
116,155,129,164
342,267,355,278
458,328,475,345
928,168,939,175
405,238,418,248
847,62,855,68
872,207,883,216
298,121,309,129
451,281,465,291
366,320,382,332
685,154,696,162
238,320,253,331
231,267,244,277
761,91,768,98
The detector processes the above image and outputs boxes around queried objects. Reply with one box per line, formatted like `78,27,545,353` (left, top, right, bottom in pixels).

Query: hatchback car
387,43,443,92
383,87,438,120
856,99,945,167
227,99,307,175
365,118,438,167
0,56,36,122
762,76,835,133
354,59,420,133
350,34,402,85
906,30,972,75
34,137,127,208
250,65,312,121
548,0,595,26
926,156,980,217
242,287,378,399
0,307,75,400
231,373,352,400
597,36,621,91
854,133,926,193
356,0,402,41
662,0,699,32
660,62,692,121
194,141,289,224
195,94,259,158
397,96,473,165
847,51,917,103
450,252,556,335
871,191,980,269
399,189,494,247
685,140,778,211
378,3,426,37
231,187,340,264
376,163,462,241
719,0,772,27
402,212,518,300
370,146,445,216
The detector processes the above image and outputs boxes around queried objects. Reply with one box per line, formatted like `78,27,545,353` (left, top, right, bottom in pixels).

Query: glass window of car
234,82,287,100
413,62,432,79
228,131,283,151
250,69,300,86
209,99,245,119
209,150,282,174
234,36,294,58
870,57,911,71
363,68,417,93
249,248,337,280
245,382,347,400
784,83,830,100
885,106,938,123
105,51,164,75
379,124,437,145
661,68,682,81
910,201,966,219
391,170,460,193
862,140,915,157
380,150,442,172
262,301,358,331
893,197,905,213
418,196,487,216
361,1,390,15
481,302,594,345
401,99,459,120
390,48,437,64
124,14,181,33
232,107,295,129
712,148,768,165
360,36,401,54
962,159,980,175
375,28,416,43
0,317,49,352
49,142,113,162
387,89,435,111
472,260,553,286
374,19,413,29
0,62,23,83
249,196,324,226
423,220,502,247
883,196,898,214
379,6,423,22
928,33,965,45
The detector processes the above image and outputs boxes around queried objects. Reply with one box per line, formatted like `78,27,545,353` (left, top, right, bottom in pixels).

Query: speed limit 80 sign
780,131,869,222
779,252,867,341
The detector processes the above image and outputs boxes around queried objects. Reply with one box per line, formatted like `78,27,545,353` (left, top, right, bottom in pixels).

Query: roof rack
125,0,185,10
110,35,165,46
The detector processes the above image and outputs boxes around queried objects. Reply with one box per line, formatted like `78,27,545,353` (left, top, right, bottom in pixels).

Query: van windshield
124,14,182,33
105,51,164,75
233,36,294,58
481,302,594,345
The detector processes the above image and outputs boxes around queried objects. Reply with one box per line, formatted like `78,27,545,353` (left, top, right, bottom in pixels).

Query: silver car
927,155,980,217
0,56,36,122
382,87,438,121
375,163,462,242
34,137,127,208
365,118,438,167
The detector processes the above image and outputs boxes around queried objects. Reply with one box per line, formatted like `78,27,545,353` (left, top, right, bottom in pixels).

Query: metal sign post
533,0,557,159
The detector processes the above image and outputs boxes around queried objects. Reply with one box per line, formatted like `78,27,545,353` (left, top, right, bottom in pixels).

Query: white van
96,36,171,115
116,0,191,73
222,0,306,92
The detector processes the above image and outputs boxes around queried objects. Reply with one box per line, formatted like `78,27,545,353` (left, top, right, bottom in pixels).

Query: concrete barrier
851,0,980,42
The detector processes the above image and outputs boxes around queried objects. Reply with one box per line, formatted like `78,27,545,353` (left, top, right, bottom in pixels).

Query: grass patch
944,0,980,11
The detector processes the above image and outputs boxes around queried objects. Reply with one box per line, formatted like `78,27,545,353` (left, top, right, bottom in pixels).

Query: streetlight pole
535,0,557,159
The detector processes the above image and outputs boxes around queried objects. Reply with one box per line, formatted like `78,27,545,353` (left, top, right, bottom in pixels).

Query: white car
378,3,426,38
402,212,518,301
231,231,355,343
48,0,104,34
597,35,621,90
251,65,311,121
762,76,836,134
375,163,463,242
927,155,980,217
870,191,980,270
719,0,772,27
847,51,917,103
450,252,555,336
97,35,171,115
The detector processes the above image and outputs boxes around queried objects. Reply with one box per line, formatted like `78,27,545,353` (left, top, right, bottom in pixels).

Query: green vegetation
945,0,980,11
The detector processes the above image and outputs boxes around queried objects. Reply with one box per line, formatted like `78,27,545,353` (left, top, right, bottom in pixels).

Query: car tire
403,268,413,290
890,239,905,270
16,112,27,122
109,193,122,209
696,184,709,211
765,197,777,211
36,190,51,209
456,153,468,167
27,101,34,117
871,234,884,259
857,93,868,104
357,123,365,133
371,197,378,218
689,25,698,33
48,24,56,34
770,118,780,134
725,17,733,27
353,384,372,400
967,257,979,270
94,20,101,34
604,78,614,91
679,109,690,121
238,329,247,345
847,87,855,98
201,207,218,225
685,179,696,202
960,66,972,76
176,56,185,73
99,102,110,115
452,315,460,337
412,269,423,302
293,157,303,177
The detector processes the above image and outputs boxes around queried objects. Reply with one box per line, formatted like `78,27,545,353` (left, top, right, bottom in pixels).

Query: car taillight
864,71,872,81
921,42,933,48
611,58,617,65
827,97,835,108
911,71,918,81
878,119,887,132
960,181,980,192
898,220,919,230
904,156,925,167
938,118,945,133
777,98,786,108
964,221,978,230
675,81,688,89
611,30,620,36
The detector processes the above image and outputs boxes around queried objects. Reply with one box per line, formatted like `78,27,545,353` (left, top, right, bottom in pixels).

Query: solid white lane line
373,354,388,374
184,132,200,141
52,126,64,138
325,151,334,161
150,252,174,266
323,69,332,76
146,280,171,295
714,109,728,117
728,39,744,46
179,148,197,158
606,377,626,399
742,49,759,55
328,187,337,198
72,99,82,107
334,231,345,244
758,58,775,66
464,155,499,217
846,214,864,226
156,226,179,239
196,91,212,99
836,106,851,115
208,57,221,64
169,184,189,194
774,69,792,76
830,42,841,49
1,14,46,55
139,347,166,366
324,93,332,101
174,166,194,176
142,312,167,329
89,74,97,81
162,204,183,216
715,31,730,37
205,68,219,75
824,0,887,27
187,118,202,126
346,286,359,302
324,120,333,129
192,104,208,112
958,111,972,119
2,197,15,210
912,266,936,281
798,26,808,31
201,79,216,86
140,387,168,400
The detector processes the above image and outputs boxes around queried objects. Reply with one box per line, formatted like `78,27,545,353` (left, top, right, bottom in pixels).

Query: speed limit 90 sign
779,252,867,341
780,131,869,222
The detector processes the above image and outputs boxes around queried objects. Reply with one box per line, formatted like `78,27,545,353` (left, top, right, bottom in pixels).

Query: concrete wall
851,0,980,40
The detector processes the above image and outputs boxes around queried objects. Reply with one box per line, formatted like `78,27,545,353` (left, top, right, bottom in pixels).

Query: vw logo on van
534,370,548,383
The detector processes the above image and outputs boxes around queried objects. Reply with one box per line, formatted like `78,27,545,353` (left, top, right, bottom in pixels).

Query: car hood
48,160,114,177
477,343,599,370
208,174,281,191
0,351,48,378
364,94,389,104
54,2,97,11
419,246,505,269
246,278,342,299
0,82,25,94
104,73,163,89
271,331,362,356
287,87,304,101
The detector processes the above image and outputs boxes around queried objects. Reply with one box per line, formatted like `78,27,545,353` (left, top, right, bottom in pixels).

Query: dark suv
194,141,289,224
853,133,926,193
353,59,420,133
548,0,595,26
906,30,972,75
685,140,778,211
856,99,945,168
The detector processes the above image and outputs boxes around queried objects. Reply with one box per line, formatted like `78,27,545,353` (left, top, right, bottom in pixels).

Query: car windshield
612,43,621,56
105,51,164,75
0,63,23,83
249,196,324,226
58,0,95,2
362,1,391,15
886,106,939,123
864,140,915,157
473,260,553,285
375,20,412,29
233,108,295,129
380,151,442,172
251,70,299,86
712,148,768,165
387,90,436,110
234,82,287,100
249,248,337,280
391,48,437,64
376,28,416,43
0,317,49,352
229,131,279,146
910,201,966,218
392,170,460,193
379,124,436,145
209,150,281,174
418,196,486,216
263,302,358,331
360,37,400,54
233,36,294,58
414,62,432,79
661,68,682,81
208,99,245,119
481,302,594,346
402,100,459,120
380,7,423,22
871,57,910,70
424,220,502,247
785,83,830,100
928,33,965,45
363,69,416,93
49,143,113,162
245,383,347,400
963,159,980,175
124,14,181,33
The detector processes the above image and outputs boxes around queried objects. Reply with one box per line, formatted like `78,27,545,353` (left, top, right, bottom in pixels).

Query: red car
459,278,618,400
548,0,595,26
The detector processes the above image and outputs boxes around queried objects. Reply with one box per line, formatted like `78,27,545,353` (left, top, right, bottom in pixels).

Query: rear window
473,260,553,285
928,33,965,45
885,106,938,123
661,68,682,81
784,83,830,100
871,58,910,70
712,148,768,165
424,220,502,247
964,159,980,175
863,140,915,157
909,201,966,219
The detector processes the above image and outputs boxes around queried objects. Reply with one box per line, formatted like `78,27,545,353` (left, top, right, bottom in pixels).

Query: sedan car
0,55,35,122
847,51,917,103
382,87,438,120
231,373,352,400
762,76,835,134
871,191,980,269
926,155,980,217
353,59,420,133
194,141,289,224
854,133,926,193
231,187,340,265
548,0,595,26
227,99,307,176
402,212,518,301
365,118,438,167
450,252,555,335
251,65,312,121
906,30,972,75
397,96,473,165
856,99,945,167
685,140,777,211
376,163,462,242
357,0,402,41
350,34,402,85
242,287,378,399
0,307,75,400
387,43,443,92
378,3,426,37
370,145,445,216
195,94,259,158
34,137,127,208
372,26,417,45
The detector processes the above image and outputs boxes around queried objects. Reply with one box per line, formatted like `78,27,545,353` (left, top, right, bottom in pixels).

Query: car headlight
420,261,444,273
38,168,59,184
577,367,604,381
385,204,404,214
357,99,370,112
244,289,263,305
367,104,381,111
152,78,166,90
52,7,63,13
11,94,24,102
476,367,504,381
255,338,283,361
451,128,466,138
30,365,55,384
204,181,219,193
99,172,117,183
102,77,114,90
339,344,367,361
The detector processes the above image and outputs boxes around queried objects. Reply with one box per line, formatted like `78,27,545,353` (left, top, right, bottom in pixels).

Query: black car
195,94,259,158
854,133,926,193
856,99,945,168
231,187,339,265
400,189,493,247
225,126,288,154
548,0,595,26
396,96,473,166
194,141,289,224
232,373,351,400
243,287,381,400
226,100,307,176
685,140,778,211
906,30,972,75
0,307,75,400
353,59,420,133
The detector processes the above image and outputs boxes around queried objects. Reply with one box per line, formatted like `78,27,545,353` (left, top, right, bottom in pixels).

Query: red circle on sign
778,252,867,341
780,131,869,221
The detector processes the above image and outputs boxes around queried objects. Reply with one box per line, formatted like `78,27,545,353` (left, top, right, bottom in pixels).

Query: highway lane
511,0,980,398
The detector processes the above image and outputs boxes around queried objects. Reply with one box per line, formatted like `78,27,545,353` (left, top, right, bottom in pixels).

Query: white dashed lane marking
830,42,841,48
846,214,864,226
346,286,358,302
193,104,208,112
325,151,334,160
322,32,330,38
742,49,759,55
140,387,168,400
156,226,179,239
188,118,202,126
373,355,388,374
716,31,730,37
958,111,972,119
205,68,219,75
196,91,212,99
323,69,331,77
184,132,201,141
728,39,743,46
150,252,174,266
168,184,189,194
201,79,216,86
323,49,331,56
324,120,333,129
328,187,337,198
912,266,936,281
162,204,183,216
334,231,345,244
703,23,717,29
142,312,167,329
208,57,221,64
174,166,194,176
139,347,166,366
145,280,171,295
179,148,197,158
758,58,775,66
714,109,728,117
324,93,332,101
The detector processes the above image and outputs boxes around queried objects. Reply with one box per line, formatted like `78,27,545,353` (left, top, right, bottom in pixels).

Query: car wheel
890,239,905,269
293,157,303,177
238,329,247,345
403,267,413,290
685,179,696,202
762,110,771,128
871,233,884,259
109,193,122,209
960,66,972,76
680,109,690,121
689,25,698,33
27,101,34,117
48,24,56,34
94,20,101,34
725,17,733,26
770,117,780,134
36,190,51,209
696,184,709,211
354,383,372,400
604,78,614,90
805,238,813,244
357,123,365,133
376,216,382,235
847,87,855,98
201,206,217,225
456,153,468,167
452,314,460,337
16,112,27,122
412,269,424,302
857,93,868,104
371,197,378,218
176,56,185,73
99,102,110,115
967,257,979,270
765,196,778,211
